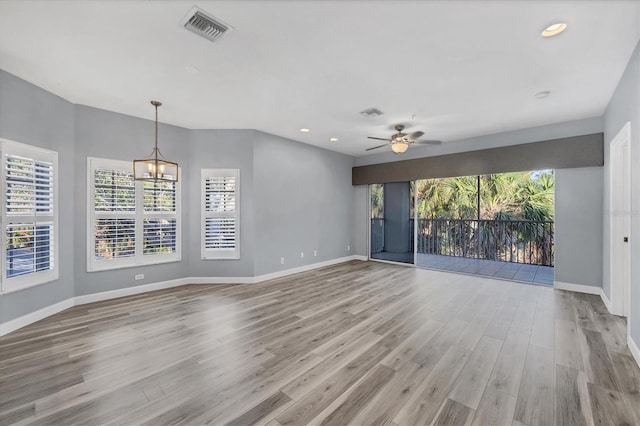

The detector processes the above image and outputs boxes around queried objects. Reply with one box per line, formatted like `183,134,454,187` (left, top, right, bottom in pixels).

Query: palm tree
417,171,554,265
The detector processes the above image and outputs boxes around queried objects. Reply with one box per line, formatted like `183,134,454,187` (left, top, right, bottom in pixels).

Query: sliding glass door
369,171,554,284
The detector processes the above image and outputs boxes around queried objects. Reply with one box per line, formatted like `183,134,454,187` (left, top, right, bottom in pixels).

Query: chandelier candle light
134,101,179,182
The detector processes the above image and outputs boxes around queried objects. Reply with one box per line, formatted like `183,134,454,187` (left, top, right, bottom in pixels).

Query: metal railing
372,218,554,266
417,218,554,266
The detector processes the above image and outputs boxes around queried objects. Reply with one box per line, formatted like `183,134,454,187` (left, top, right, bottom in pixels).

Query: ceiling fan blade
415,139,443,145
406,131,424,140
367,136,391,141
365,144,389,151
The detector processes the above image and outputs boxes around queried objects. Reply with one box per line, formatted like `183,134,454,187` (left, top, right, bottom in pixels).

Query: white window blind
93,168,136,261
1,139,58,293
88,158,180,271
201,169,240,259
143,181,177,256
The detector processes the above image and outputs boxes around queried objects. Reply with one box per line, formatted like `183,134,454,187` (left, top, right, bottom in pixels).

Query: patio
416,253,554,286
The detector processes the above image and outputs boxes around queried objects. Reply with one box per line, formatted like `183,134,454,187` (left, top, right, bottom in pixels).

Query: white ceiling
1,1,639,156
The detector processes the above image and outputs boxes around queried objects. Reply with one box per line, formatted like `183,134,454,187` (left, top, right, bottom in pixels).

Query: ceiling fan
366,124,442,153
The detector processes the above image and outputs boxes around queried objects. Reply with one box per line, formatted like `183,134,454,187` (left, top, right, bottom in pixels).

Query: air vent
182,6,232,43
360,107,384,118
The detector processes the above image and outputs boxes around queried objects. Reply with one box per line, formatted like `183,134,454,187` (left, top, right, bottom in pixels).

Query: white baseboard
253,255,362,283
190,255,365,285
187,276,255,284
628,334,640,368
74,278,190,305
353,255,368,261
0,297,74,337
0,256,368,336
554,281,602,295
554,282,622,319
600,288,614,314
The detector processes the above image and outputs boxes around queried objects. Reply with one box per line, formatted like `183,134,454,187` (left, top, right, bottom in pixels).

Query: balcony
371,218,554,285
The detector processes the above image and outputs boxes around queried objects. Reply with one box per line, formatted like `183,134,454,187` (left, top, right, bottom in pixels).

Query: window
1,139,58,293
201,169,239,259
88,158,180,271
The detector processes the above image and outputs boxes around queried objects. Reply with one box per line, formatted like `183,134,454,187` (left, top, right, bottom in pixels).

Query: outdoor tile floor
416,253,554,286
369,252,555,286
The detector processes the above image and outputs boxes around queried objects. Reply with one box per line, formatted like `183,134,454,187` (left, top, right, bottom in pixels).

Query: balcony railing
371,218,554,266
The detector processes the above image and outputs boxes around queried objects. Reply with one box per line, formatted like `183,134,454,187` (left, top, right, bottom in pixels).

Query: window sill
0,272,59,295
87,255,182,273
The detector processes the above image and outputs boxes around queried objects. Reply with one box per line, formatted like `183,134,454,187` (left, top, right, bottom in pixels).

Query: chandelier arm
155,103,159,161
134,100,178,182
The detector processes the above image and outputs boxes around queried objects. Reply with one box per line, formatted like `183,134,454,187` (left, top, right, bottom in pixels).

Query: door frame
609,121,631,318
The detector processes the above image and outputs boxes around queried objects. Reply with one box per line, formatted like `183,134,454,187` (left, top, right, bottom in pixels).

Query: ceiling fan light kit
366,124,441,154
391,142,409,154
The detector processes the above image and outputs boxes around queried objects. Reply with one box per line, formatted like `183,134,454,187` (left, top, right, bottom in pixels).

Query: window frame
87,157,181,272
201,168,240,260
0,138,59,294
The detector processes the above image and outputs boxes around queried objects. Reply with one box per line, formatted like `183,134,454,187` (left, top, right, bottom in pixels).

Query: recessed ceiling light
542,22,567,37
300,128,310,133
329,137,338,142
535,91,551,99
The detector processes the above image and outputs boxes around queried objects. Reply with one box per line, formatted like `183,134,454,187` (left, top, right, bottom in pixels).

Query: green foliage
370,184,384,218
417,170,554,221
415,170,554,265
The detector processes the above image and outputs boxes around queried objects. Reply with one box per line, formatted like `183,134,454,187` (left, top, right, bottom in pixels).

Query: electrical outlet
300,252,304,258
280,257,285,265
135,274,144,280
347,245,351,251
314,250,317,257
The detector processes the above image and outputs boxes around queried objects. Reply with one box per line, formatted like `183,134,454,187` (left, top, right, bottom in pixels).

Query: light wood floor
1,261,639,426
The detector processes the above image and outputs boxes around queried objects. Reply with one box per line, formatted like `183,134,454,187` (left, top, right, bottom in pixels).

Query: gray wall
603,40,640,345
73,105,191,296
353,118,606,289
554,167,604,287
253,131,355,275
353,185,368,257
0,69,357,325
186,129,255,278
0,69,75,323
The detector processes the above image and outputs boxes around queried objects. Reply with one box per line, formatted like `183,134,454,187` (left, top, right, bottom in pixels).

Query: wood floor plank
275,344,391,426
578,327,621,391
484,304,517,340
514,344,555,426
530,304,555,349
488,329,529,396
225,391,292,426
610,351,640,395
314,364,395,426
471,386,516,426
411,318,467,369
555,319,583,370
588,382,638,426
555,364,594,426
432,398,474,426
448,335,503,409
0,261,639,426
394,345,471,426
280,331,382,401
380,318,443,370
351,361,429,426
